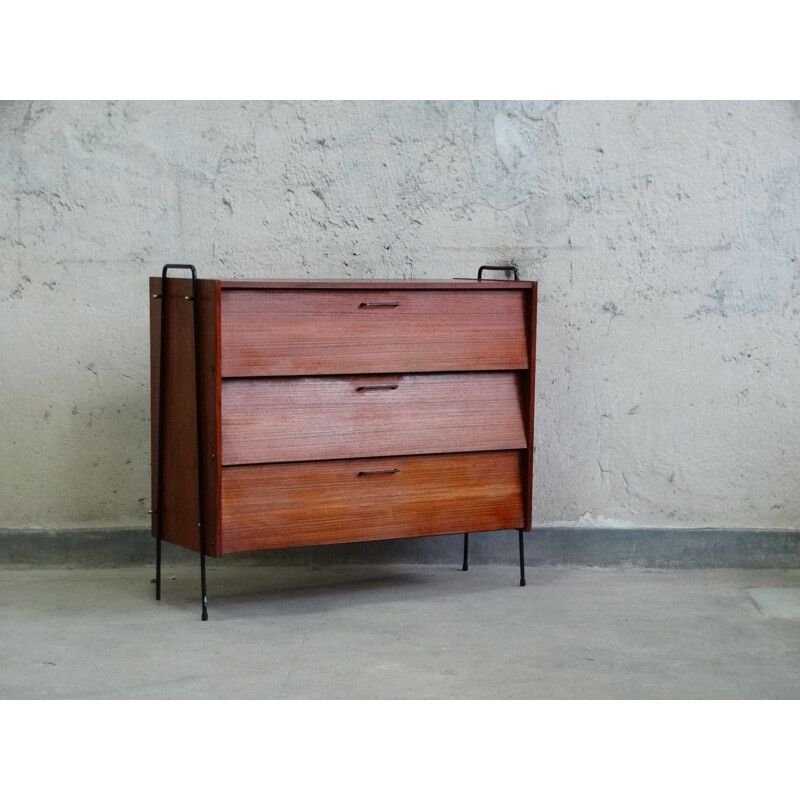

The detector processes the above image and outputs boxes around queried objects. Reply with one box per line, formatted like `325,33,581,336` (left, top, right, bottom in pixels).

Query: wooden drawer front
220,289,528,376
220,451,525,553
221,372,526,465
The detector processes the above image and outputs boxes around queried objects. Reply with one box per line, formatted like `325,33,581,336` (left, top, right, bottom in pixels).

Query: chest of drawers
150,270,537,618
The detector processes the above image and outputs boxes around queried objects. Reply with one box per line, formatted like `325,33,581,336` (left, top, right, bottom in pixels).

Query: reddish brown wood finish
523,283,538,531
151,277,537,559
149,277,220,556
219,289,529,377
220,372,526,465
201,279,222,555
219,280,533,290
219,451,525,553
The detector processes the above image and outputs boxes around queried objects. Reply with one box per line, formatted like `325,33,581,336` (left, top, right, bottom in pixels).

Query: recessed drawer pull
356,384,399,391
359,301,401,307
358,468,399,476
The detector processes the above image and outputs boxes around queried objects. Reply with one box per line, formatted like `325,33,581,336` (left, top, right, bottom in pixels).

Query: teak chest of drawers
150,266,537,619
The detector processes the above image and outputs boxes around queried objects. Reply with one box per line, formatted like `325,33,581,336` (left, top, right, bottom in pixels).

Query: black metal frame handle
478,265,520,281
356,384,398,391
154,263,209,621
360,301,402,307
463,264,526,585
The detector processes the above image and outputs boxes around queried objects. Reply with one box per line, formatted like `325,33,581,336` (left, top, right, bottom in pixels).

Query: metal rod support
478,265,520,282
460,266,524,585
154,272,169,603
154,264,209,621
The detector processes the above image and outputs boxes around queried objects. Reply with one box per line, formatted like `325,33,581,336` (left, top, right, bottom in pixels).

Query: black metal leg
187,265,209,622
518,529,526,587
154,267,170,603
156,536,162,600
200,522,208,620
155,264,209,621
462,533,469,571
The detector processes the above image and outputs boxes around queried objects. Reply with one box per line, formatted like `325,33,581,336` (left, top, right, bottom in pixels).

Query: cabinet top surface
189,278,536,290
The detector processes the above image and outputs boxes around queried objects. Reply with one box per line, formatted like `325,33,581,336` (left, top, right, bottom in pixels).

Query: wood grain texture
220,288,529,376
202,280,222,556
219,280,535,290
220,372,526,465
149,277,220,556
523,283,538,531
151,277,537,560
219,451,525,553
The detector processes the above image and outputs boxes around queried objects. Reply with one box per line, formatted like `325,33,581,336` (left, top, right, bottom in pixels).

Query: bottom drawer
220,451,525,553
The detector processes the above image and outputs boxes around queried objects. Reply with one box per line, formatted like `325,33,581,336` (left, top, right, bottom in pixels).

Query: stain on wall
1,100,798,529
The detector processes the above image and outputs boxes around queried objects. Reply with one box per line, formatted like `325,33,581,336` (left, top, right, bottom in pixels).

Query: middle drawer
221,372,526,465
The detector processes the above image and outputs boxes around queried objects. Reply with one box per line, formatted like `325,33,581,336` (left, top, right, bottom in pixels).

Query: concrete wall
1,100,799,532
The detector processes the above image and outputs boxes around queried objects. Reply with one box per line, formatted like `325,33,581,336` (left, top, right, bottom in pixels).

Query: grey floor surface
2,563,799,699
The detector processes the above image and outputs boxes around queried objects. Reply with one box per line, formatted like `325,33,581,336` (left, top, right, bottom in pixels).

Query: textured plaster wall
1,100,799,531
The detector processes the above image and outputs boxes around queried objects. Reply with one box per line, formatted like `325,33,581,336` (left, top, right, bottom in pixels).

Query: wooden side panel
219,451,525,553
220,372,526,465
201,280,222,555
150,277,221,556
220,289,529,376
523,284,538,531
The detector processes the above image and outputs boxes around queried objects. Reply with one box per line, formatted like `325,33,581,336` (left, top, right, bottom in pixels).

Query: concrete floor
2,563,799,699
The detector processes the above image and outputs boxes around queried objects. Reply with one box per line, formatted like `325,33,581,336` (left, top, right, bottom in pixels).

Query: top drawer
220,289,529,376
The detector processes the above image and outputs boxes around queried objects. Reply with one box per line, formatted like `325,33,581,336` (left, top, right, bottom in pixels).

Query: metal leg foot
462,533,469,571
518,529,526,587
201,548,208,621
156,535,162,600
